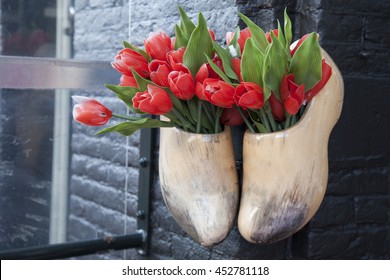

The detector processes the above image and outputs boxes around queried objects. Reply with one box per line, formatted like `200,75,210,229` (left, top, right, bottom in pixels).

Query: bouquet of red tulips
73,6,332,135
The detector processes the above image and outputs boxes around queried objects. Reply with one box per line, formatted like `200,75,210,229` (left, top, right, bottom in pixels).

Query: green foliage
183,13,214,76
289,32,322,91
96,118,174,136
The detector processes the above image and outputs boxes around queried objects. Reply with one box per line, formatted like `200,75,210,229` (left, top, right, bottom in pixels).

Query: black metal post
0,231,145,260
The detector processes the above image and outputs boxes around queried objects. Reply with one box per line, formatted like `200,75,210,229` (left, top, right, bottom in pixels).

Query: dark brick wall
69,0,389,259
291,0,390,259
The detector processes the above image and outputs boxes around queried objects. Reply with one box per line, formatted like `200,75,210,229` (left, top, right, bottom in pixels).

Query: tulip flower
119,75,137,87
149,59,171,87
305,59,332,102
167,47,188,72
290,34,311,56
168,70,196,100
280,74,305,115
132,85,173,115
234,82,264,110
202,78,235,108
144,31,173,61
111,48,149,78
220,106,244,126
72,96,112,126
231,58,242,82
265,29,279,43
269,93,286,122
227,28,251,53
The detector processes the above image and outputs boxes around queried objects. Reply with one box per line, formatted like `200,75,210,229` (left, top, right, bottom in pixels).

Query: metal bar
0,55,119,90
0,232,145,260
136,128,155,255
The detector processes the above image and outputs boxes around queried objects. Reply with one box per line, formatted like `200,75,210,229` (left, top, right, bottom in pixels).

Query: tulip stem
259,109,271,133
202,103,215,128
264,102,278,132
196,100,202,134
214,107,223,134
284,114,292,129
237,106,255,133
112,113,140,121
172,108,196,132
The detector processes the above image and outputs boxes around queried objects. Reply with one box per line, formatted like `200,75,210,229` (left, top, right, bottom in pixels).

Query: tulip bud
144,31,173,61
72,96,112,126
132,85,173,115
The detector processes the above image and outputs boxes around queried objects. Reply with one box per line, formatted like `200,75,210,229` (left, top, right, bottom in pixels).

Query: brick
321,43,390,75
68,215,99,240
327,77,390,160
69,195,136,234
310,196,354,227
317,12,363,43
304,0,390,14
299,226,390,259
70,175,125,213
171,235,211,259
327,167,389,195
354,196,390,224
365,16,390,46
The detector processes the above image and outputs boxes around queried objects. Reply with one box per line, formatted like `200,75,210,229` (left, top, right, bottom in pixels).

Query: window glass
0,0,57,250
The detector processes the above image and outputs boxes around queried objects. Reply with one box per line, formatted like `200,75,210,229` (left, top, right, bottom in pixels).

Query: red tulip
119,75,137,87
265,29,279,43
226,28,251,53
226,32,234,45
269,93,285,122
280,74,305,115
167,47,187,72
149,59,171,87
237,28,251,53
305,59,332,102
195,64,209,84
111,48,149,78
168,71,196,100
231,58,242,82
132,85,172,115
72,96,112,126
290,34,310,56
234,82,264,109
144,31,173,61
220,106,244,126
202,78,235,108
207,57,223,79
209,29,216,41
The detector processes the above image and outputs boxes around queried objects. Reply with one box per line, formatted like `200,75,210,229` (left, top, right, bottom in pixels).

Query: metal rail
0,55,119,90
0,231,145,260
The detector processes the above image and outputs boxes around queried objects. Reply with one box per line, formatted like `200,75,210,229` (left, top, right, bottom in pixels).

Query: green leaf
238,12,269,53
277,20,286,49
213,42,239,81
96,118,174,136
174,24,188,49
289,32,322,91
178,6,196,38
205,55,231,83
105,84,144,114
248,110,267,133
131,69,152,91
241,38,265,86
227,27,242,56
284,8,293,50
265,31,289,99
183,12,214,76
123,41,150,61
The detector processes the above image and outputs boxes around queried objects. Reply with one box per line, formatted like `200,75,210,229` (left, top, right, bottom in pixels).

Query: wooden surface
238,50,344,244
